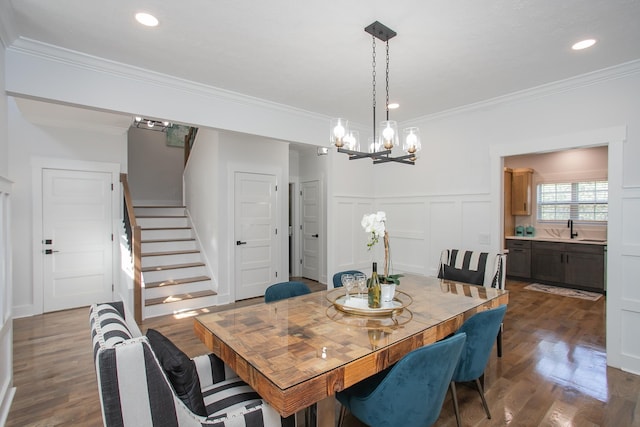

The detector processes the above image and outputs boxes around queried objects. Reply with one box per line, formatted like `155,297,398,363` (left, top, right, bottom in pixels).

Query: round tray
326,288,413,317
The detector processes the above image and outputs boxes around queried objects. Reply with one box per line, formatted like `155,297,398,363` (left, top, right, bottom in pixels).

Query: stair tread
142,249,200,257
142,262,205,272
134,205,186,208
145,275,211,288
137,215,187,218
145,290,217,307
141,226,192,230
141,238,196,243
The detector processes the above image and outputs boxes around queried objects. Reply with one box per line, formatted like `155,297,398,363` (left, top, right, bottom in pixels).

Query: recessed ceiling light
135,12,159,27
572,39,596,50
388,103,400,109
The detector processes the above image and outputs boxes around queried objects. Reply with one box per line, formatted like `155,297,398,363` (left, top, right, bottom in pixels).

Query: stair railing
183,127,198,166
120,173,142,324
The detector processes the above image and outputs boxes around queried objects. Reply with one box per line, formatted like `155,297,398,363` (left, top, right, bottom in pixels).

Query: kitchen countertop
506,235,607,245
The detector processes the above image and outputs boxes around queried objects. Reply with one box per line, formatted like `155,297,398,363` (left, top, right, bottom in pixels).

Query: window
537,180,608,222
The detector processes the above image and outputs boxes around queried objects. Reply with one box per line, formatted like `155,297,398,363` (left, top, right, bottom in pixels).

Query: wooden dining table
194,274,508,426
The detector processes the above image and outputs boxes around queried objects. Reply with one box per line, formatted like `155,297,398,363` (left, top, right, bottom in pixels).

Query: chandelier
330,21,421,165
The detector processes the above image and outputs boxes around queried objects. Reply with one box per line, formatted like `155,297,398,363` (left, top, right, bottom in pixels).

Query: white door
42,169,113,312
301,180,320,281
234,172,278,300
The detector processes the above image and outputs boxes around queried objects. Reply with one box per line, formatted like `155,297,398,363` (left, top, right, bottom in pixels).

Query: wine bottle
368,262,381,309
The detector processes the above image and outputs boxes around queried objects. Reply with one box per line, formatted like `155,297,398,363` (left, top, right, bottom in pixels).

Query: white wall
184,129,289,303
128,127,183,204
0,36,16,427
183,128,221,296
7,98,127,316
0,41,8,178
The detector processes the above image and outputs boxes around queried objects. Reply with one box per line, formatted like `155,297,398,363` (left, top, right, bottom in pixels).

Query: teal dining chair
264,281,311,303
336,333,466,427
449,304,507,427
332,270,363,288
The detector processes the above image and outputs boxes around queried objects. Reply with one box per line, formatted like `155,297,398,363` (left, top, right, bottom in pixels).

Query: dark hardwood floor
6,278,640,426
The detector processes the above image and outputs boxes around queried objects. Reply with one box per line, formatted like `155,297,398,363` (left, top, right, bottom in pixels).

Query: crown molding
402,59,640,127
8,37,330,122
0,2,17,49
9,37,640,130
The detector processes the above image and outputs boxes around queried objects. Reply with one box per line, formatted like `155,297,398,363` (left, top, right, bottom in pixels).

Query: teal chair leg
475,378,491,419
450,382,461,427
337,405,347,427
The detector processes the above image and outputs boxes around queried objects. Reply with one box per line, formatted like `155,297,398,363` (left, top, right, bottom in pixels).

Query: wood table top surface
194,274,509,417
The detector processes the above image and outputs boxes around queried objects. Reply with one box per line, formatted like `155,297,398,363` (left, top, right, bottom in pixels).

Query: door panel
42,169,113,312
301,180,320,281
235,172,278,300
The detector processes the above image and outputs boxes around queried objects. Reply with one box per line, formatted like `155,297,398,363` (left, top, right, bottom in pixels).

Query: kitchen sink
579,239,607,243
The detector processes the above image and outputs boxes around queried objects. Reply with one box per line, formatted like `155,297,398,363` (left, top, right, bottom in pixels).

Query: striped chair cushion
203,378,284,425
90,302,133,362
439,249,506,289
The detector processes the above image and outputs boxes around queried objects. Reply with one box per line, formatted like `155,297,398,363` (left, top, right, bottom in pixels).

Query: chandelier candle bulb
380,120,399,149
343,130,360,151
330,118,348,148
403,127,421,154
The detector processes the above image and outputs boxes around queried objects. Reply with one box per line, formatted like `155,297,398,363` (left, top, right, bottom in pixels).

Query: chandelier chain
385,41,390,119
372,35,377,144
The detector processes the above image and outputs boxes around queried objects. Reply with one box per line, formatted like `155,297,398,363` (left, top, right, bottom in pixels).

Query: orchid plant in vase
361,211,403,285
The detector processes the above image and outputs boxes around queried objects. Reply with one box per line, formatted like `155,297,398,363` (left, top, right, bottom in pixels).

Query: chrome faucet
568,220,578,239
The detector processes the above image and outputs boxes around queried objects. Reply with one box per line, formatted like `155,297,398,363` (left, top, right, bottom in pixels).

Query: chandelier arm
338,148,392,160
373,156,416,165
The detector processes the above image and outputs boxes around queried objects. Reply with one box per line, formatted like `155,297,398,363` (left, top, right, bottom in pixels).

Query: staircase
135,205,217,318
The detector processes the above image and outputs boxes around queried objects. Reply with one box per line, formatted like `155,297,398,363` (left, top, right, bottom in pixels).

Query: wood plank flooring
6,278,640,426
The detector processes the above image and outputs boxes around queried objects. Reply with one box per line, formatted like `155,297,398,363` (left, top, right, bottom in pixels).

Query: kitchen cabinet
511,168,533,216
531,241,564,283
504,168,514,241
506,239,531,278
531,241,605,291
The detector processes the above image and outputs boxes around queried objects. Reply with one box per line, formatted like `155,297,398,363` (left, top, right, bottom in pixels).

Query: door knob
236,240,247,246
312,234,319,238
45,249,60,254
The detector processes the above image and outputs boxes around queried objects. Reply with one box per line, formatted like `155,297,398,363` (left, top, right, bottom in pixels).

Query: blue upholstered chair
336,333,466,427
264,281,311,303
449,305,507,427
332,270,363,288
438,249,507,357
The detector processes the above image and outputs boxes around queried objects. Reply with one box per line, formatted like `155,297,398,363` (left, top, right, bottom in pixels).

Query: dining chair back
336,333,466,427
332,270,363,288
449,304,507,426
264,281,311,303
438,249,507,357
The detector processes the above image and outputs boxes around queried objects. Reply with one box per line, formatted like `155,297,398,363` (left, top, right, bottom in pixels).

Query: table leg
317,396,336,427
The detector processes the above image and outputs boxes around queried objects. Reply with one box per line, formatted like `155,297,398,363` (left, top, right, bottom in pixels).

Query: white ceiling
3,0,640,126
